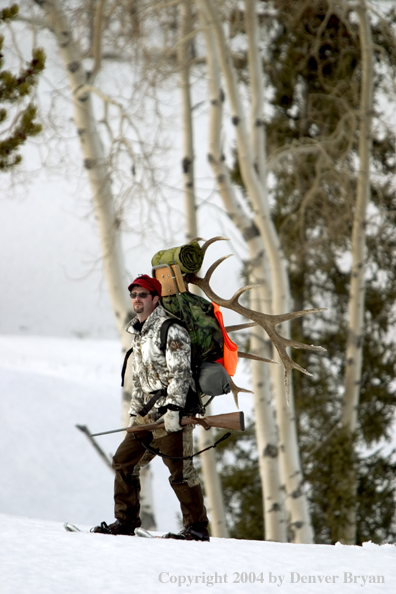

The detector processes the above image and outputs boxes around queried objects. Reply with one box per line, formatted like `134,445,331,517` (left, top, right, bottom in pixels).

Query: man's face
130,287,160,321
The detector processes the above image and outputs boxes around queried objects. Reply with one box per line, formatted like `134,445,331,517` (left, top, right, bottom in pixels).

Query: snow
1,514,395,594
1,334,395,594
0,335,182,530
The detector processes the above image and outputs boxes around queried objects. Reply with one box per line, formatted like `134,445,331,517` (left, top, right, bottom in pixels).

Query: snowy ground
1,514,395,594
0,335,184,531
0,334,247,530
1,335,395,594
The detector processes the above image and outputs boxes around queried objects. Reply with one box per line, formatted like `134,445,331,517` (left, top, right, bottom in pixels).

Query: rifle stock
126,411,245,434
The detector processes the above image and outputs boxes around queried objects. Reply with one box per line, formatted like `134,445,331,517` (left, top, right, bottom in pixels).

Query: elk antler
189,236,230,255
225,322,279,366
187,252,326,398
225,321,257,332
229,378,253,409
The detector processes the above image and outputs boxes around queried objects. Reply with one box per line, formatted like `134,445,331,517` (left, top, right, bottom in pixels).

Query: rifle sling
136,389,167,417
133,431,231,461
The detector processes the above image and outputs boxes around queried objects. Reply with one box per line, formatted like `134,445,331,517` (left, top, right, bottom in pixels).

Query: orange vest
212,302,238,377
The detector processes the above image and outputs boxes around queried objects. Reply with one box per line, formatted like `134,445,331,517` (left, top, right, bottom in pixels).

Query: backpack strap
137,388,167,417
121,318,184,387
121,347,134,387
159,317,186,354
122,317,203,416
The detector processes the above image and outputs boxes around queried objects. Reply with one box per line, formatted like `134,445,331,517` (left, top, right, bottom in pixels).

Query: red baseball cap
128,274,162,297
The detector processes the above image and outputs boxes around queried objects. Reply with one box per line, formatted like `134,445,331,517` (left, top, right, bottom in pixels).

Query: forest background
1,0,395,547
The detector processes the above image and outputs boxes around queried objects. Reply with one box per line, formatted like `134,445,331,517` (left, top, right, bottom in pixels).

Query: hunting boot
91,519,139,536
165,481,210,541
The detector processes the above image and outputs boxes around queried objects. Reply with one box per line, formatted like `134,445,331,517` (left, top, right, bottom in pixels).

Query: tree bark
341,0,373,545
36,0,156,528
178,0,229,538
198,2,286,541
245,2,286,540
249,249,287,542
36,0,131,341
178,0,197,243
199,0,314,543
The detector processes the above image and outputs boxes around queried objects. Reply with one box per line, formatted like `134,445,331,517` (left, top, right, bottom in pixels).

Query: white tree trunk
341,0,373,545
37,0,156,527
178,0,229,538
198,2,286,541
196,419,230,537
139,466,157,530
178,0,197,244
37,1,131,340
249,248,288,542
245,1,286,541
245,0,267,186
199,0,314,543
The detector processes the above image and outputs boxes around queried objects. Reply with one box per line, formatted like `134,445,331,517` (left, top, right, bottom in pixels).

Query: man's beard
133,302,144,313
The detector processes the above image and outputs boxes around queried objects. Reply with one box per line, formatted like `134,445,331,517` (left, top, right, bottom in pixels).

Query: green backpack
161,291,223,373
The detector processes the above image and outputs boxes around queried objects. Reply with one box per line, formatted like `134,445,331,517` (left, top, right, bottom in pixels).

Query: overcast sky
0,8,264,341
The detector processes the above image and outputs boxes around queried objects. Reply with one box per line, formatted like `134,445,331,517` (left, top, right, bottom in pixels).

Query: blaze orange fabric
212,302,238,377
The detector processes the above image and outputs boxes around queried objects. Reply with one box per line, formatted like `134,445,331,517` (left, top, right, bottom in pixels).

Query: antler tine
189,237,206,244
268,307,328,327
229,283,262,306
229,378,253,409
189,236,230,254
200,236,230,255
204,254,234,285
238,352,280,365
254,314,326,370
225,322,257,332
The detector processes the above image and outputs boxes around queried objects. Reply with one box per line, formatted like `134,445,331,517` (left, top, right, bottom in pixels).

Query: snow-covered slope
0,335,182,530
1,514,395,594
1,335,395,594
0,334,245,531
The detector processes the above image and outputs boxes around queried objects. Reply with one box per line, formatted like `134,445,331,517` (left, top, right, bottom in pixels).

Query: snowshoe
91,519,137,536
162,526,210,542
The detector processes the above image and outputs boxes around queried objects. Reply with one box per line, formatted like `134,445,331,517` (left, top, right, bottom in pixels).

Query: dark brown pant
112,426,208,532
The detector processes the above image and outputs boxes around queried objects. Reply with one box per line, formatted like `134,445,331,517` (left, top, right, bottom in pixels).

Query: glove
163,408,182,433
128,415,137,428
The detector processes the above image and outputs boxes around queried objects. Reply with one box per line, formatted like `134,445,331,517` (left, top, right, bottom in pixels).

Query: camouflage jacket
125,304,195,419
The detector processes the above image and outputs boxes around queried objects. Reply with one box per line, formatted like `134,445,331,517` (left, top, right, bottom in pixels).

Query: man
92,274,210,541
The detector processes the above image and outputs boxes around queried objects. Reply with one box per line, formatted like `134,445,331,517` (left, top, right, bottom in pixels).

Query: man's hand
164,408,182,433
128,415,137,428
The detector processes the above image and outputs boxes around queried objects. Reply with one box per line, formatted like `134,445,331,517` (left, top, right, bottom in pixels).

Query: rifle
89,411,244,437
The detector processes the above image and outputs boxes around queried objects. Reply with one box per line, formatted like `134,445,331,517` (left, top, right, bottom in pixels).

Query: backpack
160,291,224,371
121,257,239,415
160,292,237,402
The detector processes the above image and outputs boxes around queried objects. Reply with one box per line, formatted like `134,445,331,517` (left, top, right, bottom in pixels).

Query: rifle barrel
88,411,244,438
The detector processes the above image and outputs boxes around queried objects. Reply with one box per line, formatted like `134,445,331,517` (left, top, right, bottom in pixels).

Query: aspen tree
198,1,286,542
341,0,374,545
199,0,314,543
33,0,156,529
178,0,229,538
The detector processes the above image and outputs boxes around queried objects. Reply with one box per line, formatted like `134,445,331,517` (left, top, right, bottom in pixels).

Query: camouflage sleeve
128,360,146,417
164,323,193,409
